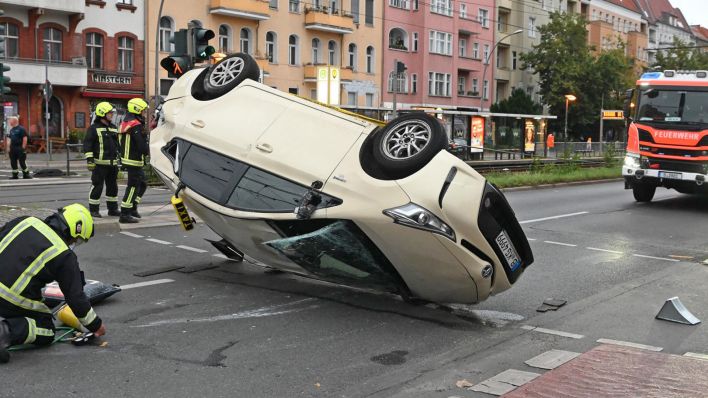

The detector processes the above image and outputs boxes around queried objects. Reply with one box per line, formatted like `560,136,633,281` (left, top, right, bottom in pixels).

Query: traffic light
190,27,215,61
160,29,191,78
395,61,407,74
0,11,10,96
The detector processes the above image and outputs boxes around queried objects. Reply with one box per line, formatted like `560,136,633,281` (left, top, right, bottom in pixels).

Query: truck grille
650,159,706,174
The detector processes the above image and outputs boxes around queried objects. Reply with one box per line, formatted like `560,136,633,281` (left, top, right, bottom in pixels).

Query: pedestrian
0,204,106,363
83,102,120,218
118,98,150,224
4,116,31,179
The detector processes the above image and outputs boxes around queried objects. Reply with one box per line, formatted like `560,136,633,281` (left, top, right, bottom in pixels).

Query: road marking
145,238,172,245
527,238,537,241
120,231,144,238
519,211,588,225
632,254,680,262
521,325,585,339
525,350,580,370
176,245,208,253
469,369,541,395
134,298,318,327
544,241,577,247
684,352,708,361
669,255,694,260
586,247,624,254
120,279,175,290
597,338,663,352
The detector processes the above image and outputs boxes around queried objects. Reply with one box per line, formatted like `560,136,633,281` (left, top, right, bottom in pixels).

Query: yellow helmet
127,98,149,115
59,203,94,242
95,102,114,118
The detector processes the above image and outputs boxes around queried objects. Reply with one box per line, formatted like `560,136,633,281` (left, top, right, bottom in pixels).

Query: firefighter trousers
9,148,28,176
121,167,147,209
0,303,55,346
89,165,119,211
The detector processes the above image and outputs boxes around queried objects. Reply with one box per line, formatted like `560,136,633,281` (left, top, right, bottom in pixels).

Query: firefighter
84,102,120,218
4,116,31,179
0,204,106,364
118,98,150,224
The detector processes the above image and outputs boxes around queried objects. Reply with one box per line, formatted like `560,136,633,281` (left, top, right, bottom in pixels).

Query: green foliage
529,156,544,172
491,88,543,114
652,37,708,70
603,143,618,166
68,129,86,144
485,166,621,188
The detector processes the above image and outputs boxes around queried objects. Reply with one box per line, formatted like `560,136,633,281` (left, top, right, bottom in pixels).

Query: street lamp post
479,29,523,112
564,94,576,141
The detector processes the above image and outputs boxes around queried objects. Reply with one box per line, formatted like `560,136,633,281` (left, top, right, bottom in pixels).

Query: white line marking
632,254,680,262
527,238,537,241
597,338,663,351
134,298,318,327
120,279,175,290
519,211,588,225
684,352,708,361
176,245,208,253
586,247,624,254
145,238,172,245
544,241,577,247
213,253,228,259
525,350,580,370
521,325,585,339
120,231,144,238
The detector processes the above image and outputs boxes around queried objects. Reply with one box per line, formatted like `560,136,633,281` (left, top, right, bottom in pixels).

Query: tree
491,88,543,114
652,37,708,70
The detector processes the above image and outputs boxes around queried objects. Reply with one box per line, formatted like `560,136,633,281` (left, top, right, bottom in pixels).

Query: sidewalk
0,151,90,178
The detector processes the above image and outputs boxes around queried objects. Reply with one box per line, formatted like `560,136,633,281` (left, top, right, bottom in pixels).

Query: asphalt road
0,180,706,397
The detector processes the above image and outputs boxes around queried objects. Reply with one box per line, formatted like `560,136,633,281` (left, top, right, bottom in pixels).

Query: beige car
151,54,533,304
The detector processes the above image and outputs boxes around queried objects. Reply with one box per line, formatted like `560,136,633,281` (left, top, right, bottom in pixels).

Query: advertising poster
524,119,536,153
470,116,485,153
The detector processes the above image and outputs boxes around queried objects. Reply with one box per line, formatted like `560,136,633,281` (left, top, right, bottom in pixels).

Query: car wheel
633,184,656,202
372,113,448,179
202,53,260,99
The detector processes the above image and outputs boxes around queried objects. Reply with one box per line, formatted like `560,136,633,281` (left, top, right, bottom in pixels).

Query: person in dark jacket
0,203,106,363
83,102,120,218
4,116,31,179
118,98,150,224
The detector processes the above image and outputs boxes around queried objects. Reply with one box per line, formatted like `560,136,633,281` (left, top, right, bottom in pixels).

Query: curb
94,219,121,234
500,178,624,192
0,178,91,188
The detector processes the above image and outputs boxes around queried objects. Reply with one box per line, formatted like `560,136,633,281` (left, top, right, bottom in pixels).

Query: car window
179,144,246,203
227,167,341,213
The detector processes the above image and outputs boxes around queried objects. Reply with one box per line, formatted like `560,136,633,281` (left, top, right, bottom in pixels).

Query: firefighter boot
89,204,102,218
119,208,138,224
23,171,32,179
0,319,11,364
107,202,121,217
131,203,141,219
9,171,18,180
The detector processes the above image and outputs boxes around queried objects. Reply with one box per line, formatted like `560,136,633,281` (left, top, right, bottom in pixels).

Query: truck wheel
633,184,656,202
201,53,260,99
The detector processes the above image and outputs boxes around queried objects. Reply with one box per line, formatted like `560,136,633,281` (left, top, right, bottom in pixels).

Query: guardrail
65,143,85,176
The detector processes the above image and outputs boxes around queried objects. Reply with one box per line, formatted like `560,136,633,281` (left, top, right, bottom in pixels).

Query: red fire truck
623,70,708,202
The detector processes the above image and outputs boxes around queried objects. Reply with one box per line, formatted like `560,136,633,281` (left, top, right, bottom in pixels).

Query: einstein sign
92,74,132,85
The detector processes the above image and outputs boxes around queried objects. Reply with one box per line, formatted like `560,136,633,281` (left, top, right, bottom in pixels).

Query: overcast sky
668,0,707,27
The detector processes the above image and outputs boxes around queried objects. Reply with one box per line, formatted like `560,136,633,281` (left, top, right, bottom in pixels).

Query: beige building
145,0,382,107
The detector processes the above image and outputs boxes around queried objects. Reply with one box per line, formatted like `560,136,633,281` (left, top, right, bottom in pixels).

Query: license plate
659,171,682,180
495,230,522,271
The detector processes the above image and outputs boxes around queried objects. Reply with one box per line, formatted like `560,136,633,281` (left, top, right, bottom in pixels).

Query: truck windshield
637,89,708,125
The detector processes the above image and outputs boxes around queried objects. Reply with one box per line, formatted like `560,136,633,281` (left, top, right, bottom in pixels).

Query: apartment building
634,0,694,65
0,0,145,138
691,25,708,54
145,0,382,107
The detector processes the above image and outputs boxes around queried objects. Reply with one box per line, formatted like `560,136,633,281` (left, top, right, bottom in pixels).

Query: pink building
382,0,496,111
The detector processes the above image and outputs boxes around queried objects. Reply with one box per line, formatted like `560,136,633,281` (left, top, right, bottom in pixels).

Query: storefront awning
82,90,145,99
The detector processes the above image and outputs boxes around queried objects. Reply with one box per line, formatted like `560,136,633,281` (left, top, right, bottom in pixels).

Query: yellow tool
171,195,194,231
56,304,83,330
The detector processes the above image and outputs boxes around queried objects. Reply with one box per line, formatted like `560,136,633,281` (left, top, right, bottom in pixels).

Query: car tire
201,53,260,99
633,184,656,202
372,113,448,179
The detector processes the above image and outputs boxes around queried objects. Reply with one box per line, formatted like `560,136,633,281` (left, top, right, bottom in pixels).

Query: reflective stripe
94,159,115,166
10,246,62,293
89,199,101,205
122,187,136,208
0,219,34,254
106,196,118,202
79,308,97,326
36,325,54,337
24,318,36,344
97,129,105,161
0,283,50,313
124,135,131,160
84,151,94,159
135,196,142,204
122,159,143,167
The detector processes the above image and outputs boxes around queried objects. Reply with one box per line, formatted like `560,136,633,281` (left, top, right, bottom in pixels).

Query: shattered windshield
637,88,708,125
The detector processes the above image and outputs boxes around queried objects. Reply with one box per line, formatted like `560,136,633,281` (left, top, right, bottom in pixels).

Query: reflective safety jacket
118,113,149,168
0,216,102,332
84,120,120,166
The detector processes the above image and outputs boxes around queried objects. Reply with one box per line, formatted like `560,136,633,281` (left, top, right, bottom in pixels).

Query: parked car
150,53,533,304
448,137,469,160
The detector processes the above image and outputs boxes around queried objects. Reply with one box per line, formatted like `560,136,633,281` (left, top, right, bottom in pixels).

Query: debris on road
655,297,701,325
455,379,473,389
536,298,567,312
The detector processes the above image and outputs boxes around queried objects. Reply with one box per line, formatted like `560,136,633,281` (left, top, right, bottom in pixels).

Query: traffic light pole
152,0,166,115
45,64,50,164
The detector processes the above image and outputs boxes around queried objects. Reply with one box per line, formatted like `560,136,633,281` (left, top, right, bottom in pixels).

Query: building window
348,92,357,105
365,0,374,25
472,42,479,59
117,36,134,72
412,32,419,52
412,0,419,10
86,32,103,69
266,32,277,63
460,3,467,19
270,0,278,8
289,87,299,95
310,89,317,99
365,93,374,107
328,40,337,65
429,30,452,55
159,17,174,52
240,28,251,54
0,23,19,59
459,38,467,57
457,76,466,94
478,9,489,28
388,71,407,93
43,28,62,62
159,79,174,96
366,46,374,73
348,43,357,70
512,51,517,70
472,78,478,94
219,24,231,53
411,73,417,93
389,0,409,9
483,44,490,62
498,13,507,32
312,38,321,64
431,0,452,16
528,17,536,38
389,28,408,51
289,35,298,65
428,72,451,96
483,80,489,99
289,0,300,12
351,0,359,23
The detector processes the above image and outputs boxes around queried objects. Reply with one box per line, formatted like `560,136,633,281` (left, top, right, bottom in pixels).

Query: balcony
209,0,271,21
4,58,87,87
497,0,512,11
1,0,84,13
304,7,354,34
495,67,511,81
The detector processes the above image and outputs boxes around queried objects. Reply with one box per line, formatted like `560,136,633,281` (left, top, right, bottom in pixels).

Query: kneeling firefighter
0,204,106,364
118,98,150,224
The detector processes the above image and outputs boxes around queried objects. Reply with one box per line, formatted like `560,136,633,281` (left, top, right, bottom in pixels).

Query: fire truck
623,70,708,202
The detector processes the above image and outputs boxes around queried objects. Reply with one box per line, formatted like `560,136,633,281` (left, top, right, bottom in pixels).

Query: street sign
602,110,624,120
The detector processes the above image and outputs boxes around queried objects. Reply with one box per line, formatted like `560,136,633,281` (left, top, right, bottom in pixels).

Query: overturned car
150,54,533,304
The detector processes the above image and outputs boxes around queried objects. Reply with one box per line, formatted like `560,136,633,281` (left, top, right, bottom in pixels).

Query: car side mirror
623,88,635,121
